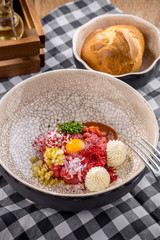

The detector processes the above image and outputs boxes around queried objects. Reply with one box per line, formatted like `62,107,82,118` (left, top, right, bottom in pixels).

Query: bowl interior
73,14,160,75
0,70,158,196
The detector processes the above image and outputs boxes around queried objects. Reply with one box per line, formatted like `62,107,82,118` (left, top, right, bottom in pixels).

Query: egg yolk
66,139,85,154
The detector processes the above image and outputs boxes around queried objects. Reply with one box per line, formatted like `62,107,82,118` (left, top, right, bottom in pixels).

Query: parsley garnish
57,120,85,134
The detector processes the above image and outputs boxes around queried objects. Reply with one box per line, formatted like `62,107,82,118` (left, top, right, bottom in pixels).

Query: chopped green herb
57,120,85,134
57,119,59,122
48,124,50,128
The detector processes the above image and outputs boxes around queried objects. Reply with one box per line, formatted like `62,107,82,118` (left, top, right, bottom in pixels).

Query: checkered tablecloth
0,0,160,239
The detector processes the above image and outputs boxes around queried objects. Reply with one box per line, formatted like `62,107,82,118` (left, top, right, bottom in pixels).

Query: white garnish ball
85,167,110,192
107,140,127,167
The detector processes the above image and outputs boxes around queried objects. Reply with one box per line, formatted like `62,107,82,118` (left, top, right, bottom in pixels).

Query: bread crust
81,25,145,75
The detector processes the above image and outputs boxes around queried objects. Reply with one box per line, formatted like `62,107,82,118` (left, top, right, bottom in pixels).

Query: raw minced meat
31,123,118,186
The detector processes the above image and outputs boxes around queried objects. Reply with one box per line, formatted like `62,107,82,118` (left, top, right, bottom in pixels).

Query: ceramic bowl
0,69,159,211
73,14,160,89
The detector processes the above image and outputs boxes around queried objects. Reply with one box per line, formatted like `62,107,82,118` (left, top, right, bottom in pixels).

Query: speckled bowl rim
73,14,160,78
0,69,159,197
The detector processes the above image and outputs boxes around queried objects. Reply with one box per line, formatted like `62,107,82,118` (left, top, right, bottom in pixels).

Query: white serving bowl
0,69,158,210
73,14,160,89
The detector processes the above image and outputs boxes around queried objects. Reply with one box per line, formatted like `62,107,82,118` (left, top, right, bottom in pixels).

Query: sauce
83,121,117,142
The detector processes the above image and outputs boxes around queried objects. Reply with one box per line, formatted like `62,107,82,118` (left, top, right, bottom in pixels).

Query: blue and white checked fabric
0,0,160,239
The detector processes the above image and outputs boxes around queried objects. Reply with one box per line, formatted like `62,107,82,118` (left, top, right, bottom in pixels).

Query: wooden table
35,0,160,29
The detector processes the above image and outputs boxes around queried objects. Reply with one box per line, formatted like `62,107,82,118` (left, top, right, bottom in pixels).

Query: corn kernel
30,157,37,163
43,164,48,170
49,178,55,186
45,147,53,158
31,165,39,171
36,160,43,168
41,167,47,173
44,172,52,181
39,175,44,182
54,178,58,183
33,171,39,177
43,180,48,186
61,180,66,185
45,159,52,168
37,170,41,176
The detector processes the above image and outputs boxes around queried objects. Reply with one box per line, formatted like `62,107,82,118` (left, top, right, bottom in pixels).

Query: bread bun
81,25,145,75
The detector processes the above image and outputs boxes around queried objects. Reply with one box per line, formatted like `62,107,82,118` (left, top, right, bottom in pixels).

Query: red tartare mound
32,122,118,186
